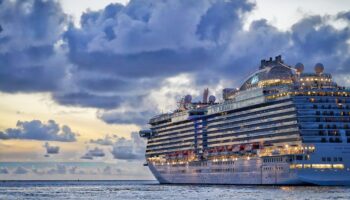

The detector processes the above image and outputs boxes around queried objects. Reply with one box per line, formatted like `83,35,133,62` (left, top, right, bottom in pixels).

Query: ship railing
149,113,172,124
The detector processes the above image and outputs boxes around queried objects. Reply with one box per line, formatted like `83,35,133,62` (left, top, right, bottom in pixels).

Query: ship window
312,164,332,169
322,157,326,162
327,157,331,162
304,164,311,168
333,164,344,169
335,138,342,143
296,155,303,160
295,164,303,169
339,157,343,162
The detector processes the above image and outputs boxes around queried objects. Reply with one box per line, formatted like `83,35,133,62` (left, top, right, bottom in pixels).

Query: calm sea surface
1,180,350,200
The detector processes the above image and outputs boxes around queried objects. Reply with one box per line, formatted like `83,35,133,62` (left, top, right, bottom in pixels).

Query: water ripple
0,181,349,200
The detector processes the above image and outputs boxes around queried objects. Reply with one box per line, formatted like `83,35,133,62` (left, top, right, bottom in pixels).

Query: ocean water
1,180,350,200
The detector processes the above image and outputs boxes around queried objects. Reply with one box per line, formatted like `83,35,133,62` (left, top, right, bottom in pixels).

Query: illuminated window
304,164,311,168
312,164,332,169
295,164,303,169
333,164,344,169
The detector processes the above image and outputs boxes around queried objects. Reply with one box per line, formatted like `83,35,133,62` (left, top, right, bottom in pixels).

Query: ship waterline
140,55,350,185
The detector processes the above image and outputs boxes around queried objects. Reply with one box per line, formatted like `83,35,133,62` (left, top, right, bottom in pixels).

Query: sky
0,0,350,180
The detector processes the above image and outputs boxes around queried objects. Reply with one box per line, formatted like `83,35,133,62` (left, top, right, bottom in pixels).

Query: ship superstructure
140,55,350,185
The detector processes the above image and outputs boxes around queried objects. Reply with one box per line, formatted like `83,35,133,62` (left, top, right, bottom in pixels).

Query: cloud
90,134,115,146
111,132,146,160
13,166,28,174
88,147,105,157
98,110,155,126
0,0,69,93
69,166,82,174
0,119,77,142
81,147,105,160
0,0,349,128
44,142,60,154
47,164,67,175
102,166,112,175
80,154,93,160
32,168,45,175
0,167,9,174
61,0,350,126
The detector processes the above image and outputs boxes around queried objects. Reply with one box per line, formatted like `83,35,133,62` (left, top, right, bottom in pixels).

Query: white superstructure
140,56,350,185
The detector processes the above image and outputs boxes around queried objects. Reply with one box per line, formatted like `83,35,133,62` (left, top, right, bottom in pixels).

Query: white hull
148,144,350,186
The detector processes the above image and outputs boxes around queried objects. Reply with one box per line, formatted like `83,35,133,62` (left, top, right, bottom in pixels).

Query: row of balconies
299,117,350,123
299,123,350,129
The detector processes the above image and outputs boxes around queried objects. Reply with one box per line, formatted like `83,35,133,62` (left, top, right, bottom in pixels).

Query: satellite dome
295,63,304,74
184,95,192,104
208,95,216,103
314,63,324,74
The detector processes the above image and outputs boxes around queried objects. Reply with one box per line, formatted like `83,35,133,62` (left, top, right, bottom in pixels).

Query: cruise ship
139,55,350,185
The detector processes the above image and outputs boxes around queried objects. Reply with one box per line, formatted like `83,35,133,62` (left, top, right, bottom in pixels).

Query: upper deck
148,55,350,127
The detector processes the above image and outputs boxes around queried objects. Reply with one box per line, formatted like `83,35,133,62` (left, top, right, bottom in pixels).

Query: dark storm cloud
52,92,124,109
98,110,155,126
111,132,146,160
61,0,350,113
56,0,255,116
0,120,77,142
1,0,350,127
0,0,68,93
286,15,350,73
63,0,253,78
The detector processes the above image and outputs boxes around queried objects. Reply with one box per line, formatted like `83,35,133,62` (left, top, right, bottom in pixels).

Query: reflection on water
0,180,349,200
